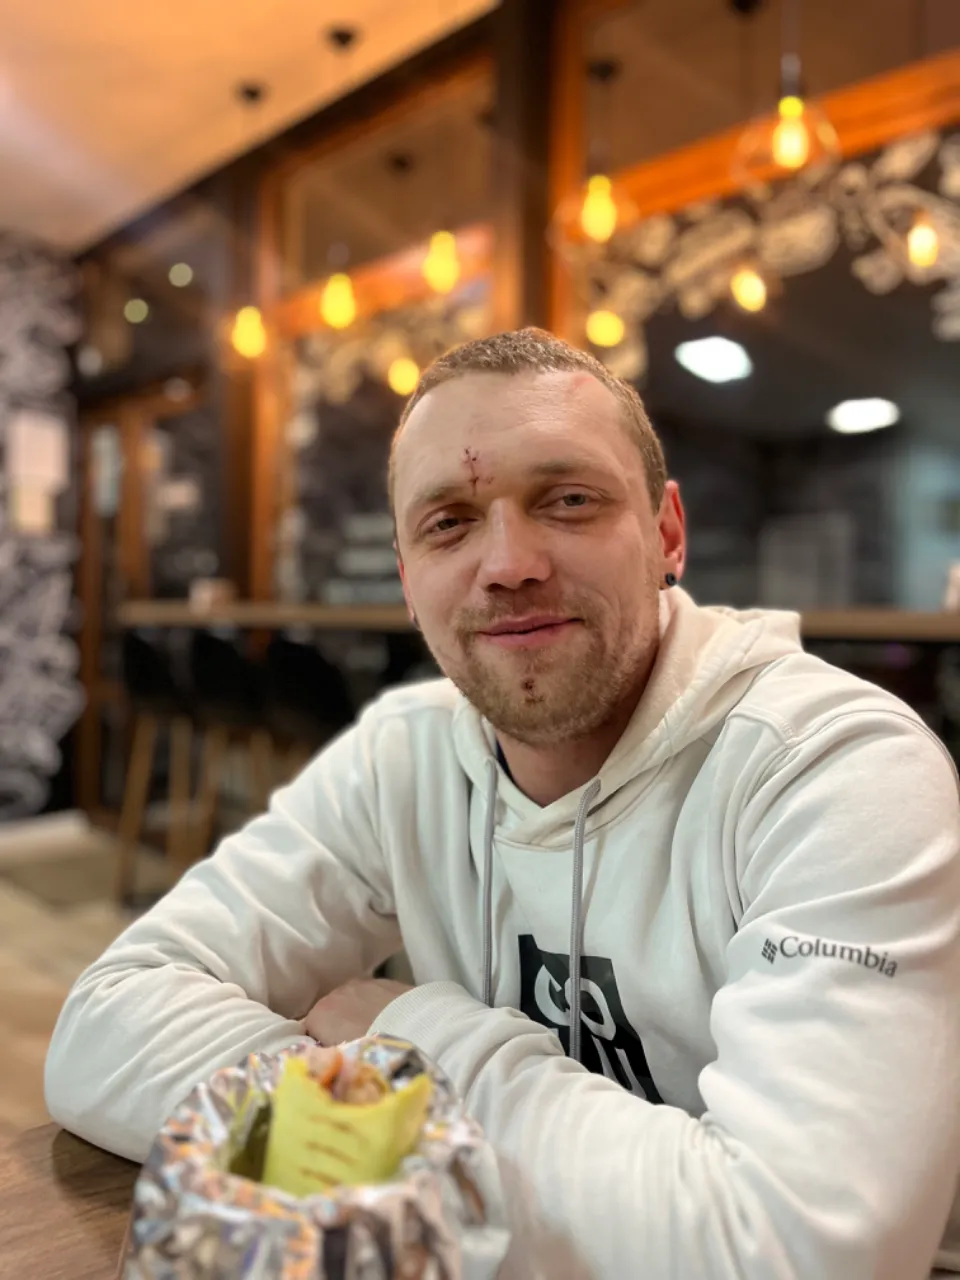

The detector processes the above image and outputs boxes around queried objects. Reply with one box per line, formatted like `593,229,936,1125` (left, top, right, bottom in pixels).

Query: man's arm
371,713,960,1279
45,714,402,1162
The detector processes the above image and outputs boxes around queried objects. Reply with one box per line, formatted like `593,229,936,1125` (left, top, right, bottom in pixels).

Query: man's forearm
373,983,957,1280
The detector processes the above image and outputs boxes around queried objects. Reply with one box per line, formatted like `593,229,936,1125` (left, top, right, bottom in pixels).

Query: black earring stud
664,572,678,588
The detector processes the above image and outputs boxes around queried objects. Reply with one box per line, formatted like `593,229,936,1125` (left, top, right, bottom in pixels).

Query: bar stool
187,629,273,865
116,630,194,903
263,634,355,776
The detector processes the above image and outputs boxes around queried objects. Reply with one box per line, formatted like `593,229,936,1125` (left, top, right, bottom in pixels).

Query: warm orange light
730,267,767,313
387,356,420,396
320,273,357,329
580,174,618,243
422,231,461,294
231,305,266,359
771,96,811,170
907,216,939,268
586,309,625,348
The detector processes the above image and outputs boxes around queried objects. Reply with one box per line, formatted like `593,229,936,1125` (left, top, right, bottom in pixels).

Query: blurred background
0,0,958,1135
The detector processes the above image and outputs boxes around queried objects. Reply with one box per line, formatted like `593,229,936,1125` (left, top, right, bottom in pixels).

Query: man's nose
476,506,551,591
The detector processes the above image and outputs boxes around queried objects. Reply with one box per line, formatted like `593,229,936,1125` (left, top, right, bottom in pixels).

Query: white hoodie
46,589,960,1279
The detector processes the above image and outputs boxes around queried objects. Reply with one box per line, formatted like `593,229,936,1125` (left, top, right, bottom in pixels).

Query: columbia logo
760,935,898,977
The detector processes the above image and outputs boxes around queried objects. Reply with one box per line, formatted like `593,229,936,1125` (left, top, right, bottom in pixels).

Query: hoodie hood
452,587,802,846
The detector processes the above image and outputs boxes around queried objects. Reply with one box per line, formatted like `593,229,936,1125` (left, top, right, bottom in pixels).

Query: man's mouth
478,616,581,648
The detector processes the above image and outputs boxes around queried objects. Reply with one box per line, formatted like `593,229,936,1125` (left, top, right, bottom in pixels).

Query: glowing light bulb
586,309,625,348
169,262,193,287
907,216,939,268
387,356,420,396
124,298,149,324
422,231,461,294
320,273,356,329
580,175,618,243
771,96,811,170
230,306,267,359
730,267,767,313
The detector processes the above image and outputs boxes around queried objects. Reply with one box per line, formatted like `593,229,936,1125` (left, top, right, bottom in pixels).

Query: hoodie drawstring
482,758,498,1008
568,777,602,1064
480,756,601,1065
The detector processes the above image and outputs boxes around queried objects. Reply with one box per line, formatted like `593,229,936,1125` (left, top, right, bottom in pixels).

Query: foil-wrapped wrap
122,1035,510,1279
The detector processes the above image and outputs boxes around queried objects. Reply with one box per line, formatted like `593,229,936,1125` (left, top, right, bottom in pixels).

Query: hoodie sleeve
372,711,960,1280
45,712,402,1162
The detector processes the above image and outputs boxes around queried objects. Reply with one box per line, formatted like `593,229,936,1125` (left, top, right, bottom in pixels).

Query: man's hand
303,977,412,1045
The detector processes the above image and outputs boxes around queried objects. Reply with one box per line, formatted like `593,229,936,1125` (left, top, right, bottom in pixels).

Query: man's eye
428,515,462,534
558,492,590,508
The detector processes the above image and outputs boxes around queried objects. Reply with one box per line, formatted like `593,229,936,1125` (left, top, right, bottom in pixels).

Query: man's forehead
396,368,620,459
392,369,637,507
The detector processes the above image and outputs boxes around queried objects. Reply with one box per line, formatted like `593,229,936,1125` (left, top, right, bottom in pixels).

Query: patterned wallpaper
0,234,84,819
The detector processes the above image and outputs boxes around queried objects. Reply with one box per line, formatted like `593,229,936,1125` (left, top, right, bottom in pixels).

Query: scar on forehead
463,446,483,492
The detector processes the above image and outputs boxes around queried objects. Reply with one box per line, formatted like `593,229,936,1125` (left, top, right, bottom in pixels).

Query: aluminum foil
123,1035,510,1280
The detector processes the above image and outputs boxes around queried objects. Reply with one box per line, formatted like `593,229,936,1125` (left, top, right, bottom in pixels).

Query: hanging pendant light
730,266,768,312
580,176,619,244
585,309,625,348
550,58,636,262
230,305,267,359
907,213,939,268
387,355,421,396
227,83,270,359
319,272,357,329
771,92,811,170
422,230,462,294
732,2,838,187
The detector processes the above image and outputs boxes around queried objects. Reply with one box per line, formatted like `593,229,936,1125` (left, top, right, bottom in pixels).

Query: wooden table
115,598,960,645
0,1123,136,1278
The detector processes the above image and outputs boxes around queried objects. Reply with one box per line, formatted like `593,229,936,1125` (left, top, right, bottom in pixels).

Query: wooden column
547,0,588,340
219,159,260,598
490,0,560,332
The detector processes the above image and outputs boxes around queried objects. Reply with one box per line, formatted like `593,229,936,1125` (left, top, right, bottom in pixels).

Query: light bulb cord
779,0,802,98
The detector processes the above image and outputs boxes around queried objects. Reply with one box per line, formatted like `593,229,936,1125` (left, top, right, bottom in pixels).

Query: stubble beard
433,596,660,746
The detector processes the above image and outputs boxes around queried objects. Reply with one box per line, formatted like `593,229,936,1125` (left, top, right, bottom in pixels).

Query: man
47,329,960,1279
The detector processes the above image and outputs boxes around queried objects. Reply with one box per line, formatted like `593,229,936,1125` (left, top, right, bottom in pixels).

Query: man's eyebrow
406,458,605,516
407,481,468,513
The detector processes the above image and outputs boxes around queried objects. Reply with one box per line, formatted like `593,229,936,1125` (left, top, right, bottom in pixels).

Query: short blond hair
388,327,667,512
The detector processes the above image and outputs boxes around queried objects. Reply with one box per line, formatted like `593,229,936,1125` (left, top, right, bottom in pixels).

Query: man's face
393,370,685,745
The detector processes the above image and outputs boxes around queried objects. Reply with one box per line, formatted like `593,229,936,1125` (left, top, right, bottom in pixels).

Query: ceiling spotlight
826,398,900,434
325,25,360,52
235,81,267,106
675,337,752,383
387,151,414,175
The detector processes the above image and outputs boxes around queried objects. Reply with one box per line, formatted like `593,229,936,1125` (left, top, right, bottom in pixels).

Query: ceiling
5,0,957,256
284,71,493,286
0,0,494,251
594,0,960,172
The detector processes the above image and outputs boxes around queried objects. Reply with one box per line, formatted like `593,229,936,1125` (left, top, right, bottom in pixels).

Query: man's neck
496,686,645,808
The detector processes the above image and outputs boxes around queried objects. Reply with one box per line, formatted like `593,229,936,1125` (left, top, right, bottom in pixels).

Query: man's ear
657,480,687,583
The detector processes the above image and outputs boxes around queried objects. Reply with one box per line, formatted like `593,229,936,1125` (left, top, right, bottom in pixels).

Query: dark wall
0,234,85,819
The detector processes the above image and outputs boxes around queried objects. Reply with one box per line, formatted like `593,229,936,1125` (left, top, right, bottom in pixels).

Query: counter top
116,600,960,643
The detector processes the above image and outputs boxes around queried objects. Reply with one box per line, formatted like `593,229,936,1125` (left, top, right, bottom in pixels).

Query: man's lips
477,616,581,648
481,615,576,635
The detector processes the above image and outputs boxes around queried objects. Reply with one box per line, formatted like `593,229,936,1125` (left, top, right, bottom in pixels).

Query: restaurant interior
1,0,959,1198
